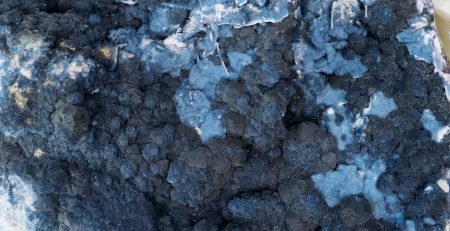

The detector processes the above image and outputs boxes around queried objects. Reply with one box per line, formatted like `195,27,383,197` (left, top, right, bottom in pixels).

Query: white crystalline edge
312,154,404,225
437,179,449,192
360,0,376,18
140,38,194,76
164,0,291,46
0,174,37,231
363,91,397,118
397,3,450,101
120,0,137,5
396,25,435,64
421,109,450,143
234,0,248,7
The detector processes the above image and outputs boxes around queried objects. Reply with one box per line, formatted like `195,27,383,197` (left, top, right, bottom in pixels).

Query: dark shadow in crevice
45,0,73,13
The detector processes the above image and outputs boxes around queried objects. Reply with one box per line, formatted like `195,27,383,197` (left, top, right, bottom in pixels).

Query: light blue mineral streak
174,88,226,142
227,51,253,74
315,84,357,150
189,59,230,98
312,164,364,206
139,38,194,76
330,0,366,39
322,107,354,150
165,0,290,59
363,91,397,118
312,154,404,225
421,109,450,143
114,1,289,142
173,0,290,39
181,54,253,142
199,109,226,142
170,1,286,142
150,7,183,35
293,38,367,79
293,0,367,78
396,17,435,64
174,89,211,129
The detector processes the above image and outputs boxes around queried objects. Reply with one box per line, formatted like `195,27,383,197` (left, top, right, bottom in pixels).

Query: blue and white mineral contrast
363,91,397,118
0,175,38,231
421,109,450,143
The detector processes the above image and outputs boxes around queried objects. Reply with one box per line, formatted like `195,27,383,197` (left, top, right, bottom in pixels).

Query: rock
0,1,448,230
120,161,137,179
52,104,90,138
193,219,219,231
282,122,338,174
95,45,118,70
338,196,372,228
367,3,396,39
142,142,162,161
227,195,285,227
34,194,58,212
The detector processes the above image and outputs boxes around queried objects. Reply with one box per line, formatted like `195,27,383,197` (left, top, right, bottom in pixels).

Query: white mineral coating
437,179,450,193
322,107,354,150
227,51,253,74
396,18,435,64
0,175,38,231
312,155,404,225
421,109,450,143
316,84,347,107
363,91,397,118
188,59,230,98
174,89,226,142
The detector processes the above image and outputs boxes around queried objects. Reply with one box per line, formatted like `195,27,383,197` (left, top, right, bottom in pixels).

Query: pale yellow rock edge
433,0,450,63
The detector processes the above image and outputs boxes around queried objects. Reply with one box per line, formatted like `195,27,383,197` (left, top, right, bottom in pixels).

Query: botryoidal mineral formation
0,0,449,230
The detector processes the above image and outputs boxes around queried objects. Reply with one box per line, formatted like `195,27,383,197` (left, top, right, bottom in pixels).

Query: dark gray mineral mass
0,0,450,230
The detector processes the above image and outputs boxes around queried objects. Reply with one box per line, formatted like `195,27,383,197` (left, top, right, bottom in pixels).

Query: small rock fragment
52,104,90,138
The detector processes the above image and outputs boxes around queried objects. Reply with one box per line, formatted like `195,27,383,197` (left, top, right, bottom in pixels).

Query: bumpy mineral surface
0,0,450,230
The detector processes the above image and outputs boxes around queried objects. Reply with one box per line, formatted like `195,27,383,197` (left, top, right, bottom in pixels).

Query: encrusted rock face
283,122,338,174
52,103,90,138
0,0,450,230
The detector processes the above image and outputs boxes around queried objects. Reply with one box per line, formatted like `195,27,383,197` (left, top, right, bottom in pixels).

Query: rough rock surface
0,0,449,230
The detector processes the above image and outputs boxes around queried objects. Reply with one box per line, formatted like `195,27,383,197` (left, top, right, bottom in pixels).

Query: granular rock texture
0,0,450,230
